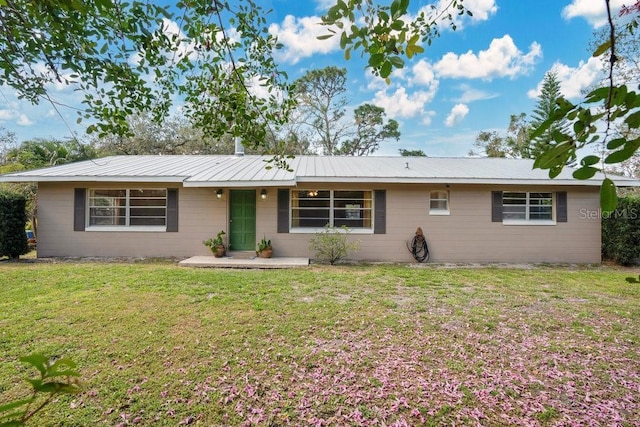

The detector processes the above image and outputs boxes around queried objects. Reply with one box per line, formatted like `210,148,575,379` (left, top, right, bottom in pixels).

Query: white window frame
86,188,168,232
429,190,450,215
290,189,374,234
502,191,556,225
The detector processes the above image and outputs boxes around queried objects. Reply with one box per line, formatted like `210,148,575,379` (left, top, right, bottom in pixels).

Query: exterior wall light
216,189,223,199
260,189,267,200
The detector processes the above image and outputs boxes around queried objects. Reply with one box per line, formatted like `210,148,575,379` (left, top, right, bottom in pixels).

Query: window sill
429,210,450,216
289,227,374,234
85,226,167,232
502,220,556,226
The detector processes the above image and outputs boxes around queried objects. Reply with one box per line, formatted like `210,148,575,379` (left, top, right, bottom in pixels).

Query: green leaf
390,0,401,18
533,142,571,170
316,34,334,41
388,55,404,68
548,165,563,179
368,53,384,67
391,19,404,31
380,61,393,78
592,39,611,57
600,178,618,212
0,398,34,414
530,117,555,139
580,155,600,166
605,140,640,164
572,166,598,180
607,137,627,150
20,354,48,376
406,44,424,59
625,110,640,128
340,32,348,49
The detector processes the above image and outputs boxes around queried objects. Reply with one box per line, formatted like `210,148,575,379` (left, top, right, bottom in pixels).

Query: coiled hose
407,227,429,263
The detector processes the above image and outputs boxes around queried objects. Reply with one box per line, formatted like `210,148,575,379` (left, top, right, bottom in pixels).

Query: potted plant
204,230,226,257
256,236,273,258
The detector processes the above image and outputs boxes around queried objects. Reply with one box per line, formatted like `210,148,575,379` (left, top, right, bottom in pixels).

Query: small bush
0,191,29,259
602,196,640,265
309,225,359,265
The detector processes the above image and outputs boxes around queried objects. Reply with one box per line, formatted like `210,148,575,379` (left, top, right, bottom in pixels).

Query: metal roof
1,155,638,187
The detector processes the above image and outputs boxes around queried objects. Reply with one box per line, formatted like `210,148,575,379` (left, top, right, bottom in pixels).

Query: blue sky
0,0,627,156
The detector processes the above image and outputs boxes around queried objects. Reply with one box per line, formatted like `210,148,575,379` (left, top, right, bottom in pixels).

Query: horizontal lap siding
384,184,600,263
37,183,601,263
269,184,600,263
37,183,227,258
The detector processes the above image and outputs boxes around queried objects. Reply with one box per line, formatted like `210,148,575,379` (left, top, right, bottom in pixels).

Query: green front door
229,190,256,251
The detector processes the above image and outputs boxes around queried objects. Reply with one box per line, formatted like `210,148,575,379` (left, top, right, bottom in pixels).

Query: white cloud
419,0,497,31
421,110,437,126
373,87,436,119
17,114,34,126
314,0,335,11
410,60,437,86
0,109,18,121
527,57,603,100
444,103,469,127
434,35,542,80
453,83,498,103
365,73,389,92
562,0,627,28
0,109,35,127
464,0,499,22
269,15,340,64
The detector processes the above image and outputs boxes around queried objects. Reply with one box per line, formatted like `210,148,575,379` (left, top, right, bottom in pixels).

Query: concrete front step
179,256,309,269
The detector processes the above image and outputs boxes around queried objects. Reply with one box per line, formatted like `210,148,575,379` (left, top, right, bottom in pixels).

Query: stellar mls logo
579,208,639,220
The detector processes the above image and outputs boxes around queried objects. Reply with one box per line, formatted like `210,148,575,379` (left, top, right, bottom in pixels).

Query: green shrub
309,225,359,265
602,196,640,265
0,191,29,259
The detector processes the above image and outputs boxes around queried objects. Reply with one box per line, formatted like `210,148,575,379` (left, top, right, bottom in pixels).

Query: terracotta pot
259,248,273,258
213,245,225,258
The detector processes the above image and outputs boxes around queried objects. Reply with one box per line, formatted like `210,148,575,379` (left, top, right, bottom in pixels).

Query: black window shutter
277,189,289,233
74,188,86,231
374,190,386,234
556,191,568,222
491,191,503,222
167,188,179,232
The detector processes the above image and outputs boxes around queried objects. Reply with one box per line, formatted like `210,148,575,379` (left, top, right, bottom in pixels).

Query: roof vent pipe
234,137,244,156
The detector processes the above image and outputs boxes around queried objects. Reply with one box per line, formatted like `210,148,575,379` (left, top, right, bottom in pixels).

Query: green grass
1,262,639,425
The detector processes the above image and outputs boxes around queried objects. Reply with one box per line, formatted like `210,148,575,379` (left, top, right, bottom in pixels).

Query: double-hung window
502,192,553,223
88,189,168,228
291,190,373,231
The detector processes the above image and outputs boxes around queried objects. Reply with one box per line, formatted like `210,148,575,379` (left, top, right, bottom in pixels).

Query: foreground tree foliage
0,0,293,147
0,354,81,426
529,2,640,210
1,0,638,208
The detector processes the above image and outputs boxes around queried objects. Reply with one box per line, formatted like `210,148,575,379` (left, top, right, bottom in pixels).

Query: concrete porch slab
179,255,309,269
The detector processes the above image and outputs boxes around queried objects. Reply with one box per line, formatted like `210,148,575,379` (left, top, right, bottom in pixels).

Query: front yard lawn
1,262,639,425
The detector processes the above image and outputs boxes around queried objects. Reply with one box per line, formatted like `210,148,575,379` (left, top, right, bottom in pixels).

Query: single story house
1,155,638,263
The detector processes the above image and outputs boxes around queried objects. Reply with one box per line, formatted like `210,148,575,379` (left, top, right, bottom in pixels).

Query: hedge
602,196,640,266
0,191,29,259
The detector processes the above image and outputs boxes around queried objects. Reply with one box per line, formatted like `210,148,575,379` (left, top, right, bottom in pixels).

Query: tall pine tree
529,72,568,158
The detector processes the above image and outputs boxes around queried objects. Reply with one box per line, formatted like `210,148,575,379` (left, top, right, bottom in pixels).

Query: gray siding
36,182,601,263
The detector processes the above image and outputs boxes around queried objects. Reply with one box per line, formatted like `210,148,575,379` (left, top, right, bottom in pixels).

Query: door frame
228,189,256,251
